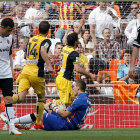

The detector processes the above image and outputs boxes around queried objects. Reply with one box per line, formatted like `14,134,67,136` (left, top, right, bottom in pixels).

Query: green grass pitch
0,128,140,140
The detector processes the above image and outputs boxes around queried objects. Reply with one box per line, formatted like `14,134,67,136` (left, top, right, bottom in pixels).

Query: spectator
126,2,139,22
97,73,114,98
88,1,119,46
17,2,33,12
75,42,89,71
98,28,121,66
125,10,140,47
14,5,31,37
14,37,29,71
0,1,17,18
79,29,95,55
12,5,31,48
62,19,85,45
54,2,83,40
106,2,121,18
45,3,59,38
24,2,48,27
49,42,63,75
117,49,138,83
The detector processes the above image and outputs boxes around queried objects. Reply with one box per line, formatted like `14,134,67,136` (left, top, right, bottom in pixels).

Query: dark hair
123,49,132,55
39,21,50,34
67,32,78,46
75,79,86,92
1,18,14,28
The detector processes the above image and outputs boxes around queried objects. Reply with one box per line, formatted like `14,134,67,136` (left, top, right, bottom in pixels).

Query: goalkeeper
13,79,91,130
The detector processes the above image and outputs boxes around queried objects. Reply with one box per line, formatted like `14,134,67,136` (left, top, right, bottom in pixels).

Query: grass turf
0,128,140,140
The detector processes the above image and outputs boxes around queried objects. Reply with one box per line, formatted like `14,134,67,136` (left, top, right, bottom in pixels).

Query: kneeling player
10,80,91,130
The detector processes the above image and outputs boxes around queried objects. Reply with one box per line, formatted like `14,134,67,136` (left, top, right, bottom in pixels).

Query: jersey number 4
27,43,38,59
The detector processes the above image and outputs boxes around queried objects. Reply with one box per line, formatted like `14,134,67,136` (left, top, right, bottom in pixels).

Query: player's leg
35,92,45,128
43,111,70,130
14,113,36,124
0,96,8,130
1,78,22,135
32,76,45,128
56,75,67,104
14,113,36,130
12,74,30,103
56,76,74,105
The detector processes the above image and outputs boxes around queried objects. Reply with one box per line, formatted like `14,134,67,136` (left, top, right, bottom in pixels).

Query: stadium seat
109,60,125,74
12,49,20,59
97,70,117,82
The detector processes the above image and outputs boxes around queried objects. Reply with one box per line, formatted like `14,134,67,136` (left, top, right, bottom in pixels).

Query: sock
14,113,35,124
12,94,19,103
36,102,44,125
5,104,15,128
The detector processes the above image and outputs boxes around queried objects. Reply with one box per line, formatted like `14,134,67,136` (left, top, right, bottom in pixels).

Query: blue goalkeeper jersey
67,93,91,129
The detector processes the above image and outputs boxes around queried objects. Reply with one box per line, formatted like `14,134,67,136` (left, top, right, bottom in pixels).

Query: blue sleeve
117,65,124,79
67,98,81,113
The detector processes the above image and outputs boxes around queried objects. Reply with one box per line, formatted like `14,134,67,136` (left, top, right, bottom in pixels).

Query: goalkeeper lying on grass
1,79,91,131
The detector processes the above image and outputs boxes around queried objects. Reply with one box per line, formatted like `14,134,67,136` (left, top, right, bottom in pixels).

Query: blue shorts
43,111,70,131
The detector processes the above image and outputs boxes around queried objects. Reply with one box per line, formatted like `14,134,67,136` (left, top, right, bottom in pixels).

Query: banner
113,84,139,104
1,104,140,129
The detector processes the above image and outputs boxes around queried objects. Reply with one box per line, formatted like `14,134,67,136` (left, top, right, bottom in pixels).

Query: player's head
0,18,14,37
55,42,63,55
73,79,86,96
67,32,78,47
39,21,50,35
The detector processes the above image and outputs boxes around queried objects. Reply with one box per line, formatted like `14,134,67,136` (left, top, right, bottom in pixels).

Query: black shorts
0,78,13,97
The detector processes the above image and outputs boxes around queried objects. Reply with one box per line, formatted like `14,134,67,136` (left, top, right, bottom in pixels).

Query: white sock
14,114,34,124
5,106,15,128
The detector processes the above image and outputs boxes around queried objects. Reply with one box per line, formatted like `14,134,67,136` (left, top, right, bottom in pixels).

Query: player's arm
56,110,72,118
72,51,95,81
9,54,13,76
52,100,79,118
129,46,139,77
40,39,54,72
74,63,94,79
9,41,13,77
129,28,140,77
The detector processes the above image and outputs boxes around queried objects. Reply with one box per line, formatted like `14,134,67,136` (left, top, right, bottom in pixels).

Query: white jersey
0,35,13,79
